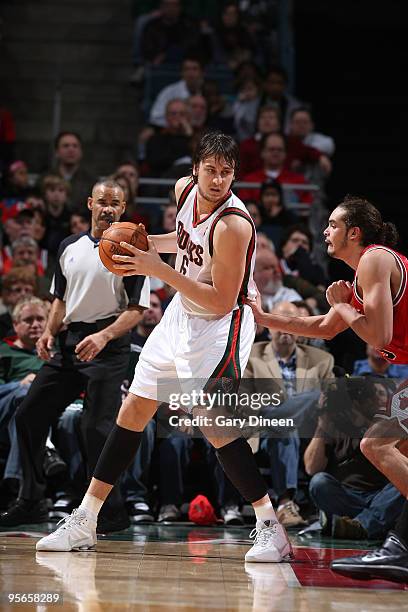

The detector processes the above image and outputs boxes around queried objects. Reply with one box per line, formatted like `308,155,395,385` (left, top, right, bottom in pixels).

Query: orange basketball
99,222,148,276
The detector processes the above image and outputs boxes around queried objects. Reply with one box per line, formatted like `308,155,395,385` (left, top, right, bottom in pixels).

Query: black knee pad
216,437,267,503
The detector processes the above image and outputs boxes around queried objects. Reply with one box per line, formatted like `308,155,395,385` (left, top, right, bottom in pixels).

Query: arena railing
138,177,320,217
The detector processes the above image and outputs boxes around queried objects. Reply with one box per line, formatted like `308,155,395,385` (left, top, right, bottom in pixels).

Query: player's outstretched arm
247,288,349,340
328,250,394,347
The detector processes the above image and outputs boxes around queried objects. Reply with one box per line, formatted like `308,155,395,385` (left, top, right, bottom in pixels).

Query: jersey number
180,255,189,275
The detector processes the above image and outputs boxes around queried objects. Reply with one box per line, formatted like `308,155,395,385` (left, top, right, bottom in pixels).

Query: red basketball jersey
350,244,408,363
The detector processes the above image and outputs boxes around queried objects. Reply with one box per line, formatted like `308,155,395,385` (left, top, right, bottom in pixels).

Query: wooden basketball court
0,523,406,610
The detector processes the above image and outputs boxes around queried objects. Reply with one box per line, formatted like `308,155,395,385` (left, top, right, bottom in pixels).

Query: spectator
52,132,96,212
257,180,298,246
140,0,198,66
112,174,133,211
40,174,71,255
0,161,33,228
238,133,312,205
202,79,234,135
161,204,177,233
260,65,303,133
210,1,256,71
1,298,46,362
130,290,163,348
304,381,405,540
32,210,47,246
69,212,90,235
2,237,47,280
115,162,139,204
113,162,154,229
1,160,30,200
233,78,262,142
245,201,262,230
239,106,281,176
353,344,408,379
244,301,334,527
289,107,335,157
254,249,302,312
25,190,46,211
279,224,327,288
234,59,262,90
256,231,275,254
286,108,332,186
186,94,208,141
149,56,204,127
146,99,192,176
0,269,37,340
0,298,48,499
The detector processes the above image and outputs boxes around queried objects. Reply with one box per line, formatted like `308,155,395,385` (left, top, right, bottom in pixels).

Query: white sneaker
245,520,294,563
36,508,97,552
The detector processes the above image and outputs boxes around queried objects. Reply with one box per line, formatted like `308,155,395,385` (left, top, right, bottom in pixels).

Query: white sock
253,499,278,524
78,493,104,520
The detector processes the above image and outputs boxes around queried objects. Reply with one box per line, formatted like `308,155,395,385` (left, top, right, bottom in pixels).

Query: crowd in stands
1,0,404,538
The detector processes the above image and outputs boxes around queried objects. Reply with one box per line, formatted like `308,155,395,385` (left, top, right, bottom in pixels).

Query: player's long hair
338,195,399,248
192,131,240,182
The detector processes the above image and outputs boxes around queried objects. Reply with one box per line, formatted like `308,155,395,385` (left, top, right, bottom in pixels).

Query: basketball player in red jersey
248,196,408,582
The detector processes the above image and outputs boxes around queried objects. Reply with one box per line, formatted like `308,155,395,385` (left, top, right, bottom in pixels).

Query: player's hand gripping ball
99,222,148,276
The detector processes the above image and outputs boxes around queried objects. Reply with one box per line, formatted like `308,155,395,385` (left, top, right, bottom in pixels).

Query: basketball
99,222,148,275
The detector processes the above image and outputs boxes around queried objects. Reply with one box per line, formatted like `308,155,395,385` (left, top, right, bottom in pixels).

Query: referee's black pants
15,318,129,513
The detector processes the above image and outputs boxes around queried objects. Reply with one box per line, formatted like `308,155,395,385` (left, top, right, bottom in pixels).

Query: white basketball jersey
175,180,257,317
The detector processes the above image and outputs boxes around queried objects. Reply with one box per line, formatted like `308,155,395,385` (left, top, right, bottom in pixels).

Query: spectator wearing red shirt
239,106,281,176
238,133,313,205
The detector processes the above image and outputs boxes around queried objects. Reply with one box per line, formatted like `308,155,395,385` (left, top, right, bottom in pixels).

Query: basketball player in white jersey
36,132,293,563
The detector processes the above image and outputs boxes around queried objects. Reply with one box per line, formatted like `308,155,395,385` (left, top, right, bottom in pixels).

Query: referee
0,179,150,532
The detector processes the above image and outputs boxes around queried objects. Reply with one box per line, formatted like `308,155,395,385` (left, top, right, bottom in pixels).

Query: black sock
216,438,268,503
93,424,143,485
393,498,408,547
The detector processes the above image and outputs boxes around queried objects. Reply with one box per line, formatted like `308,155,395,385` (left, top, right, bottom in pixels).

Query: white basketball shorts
129,293,256,410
